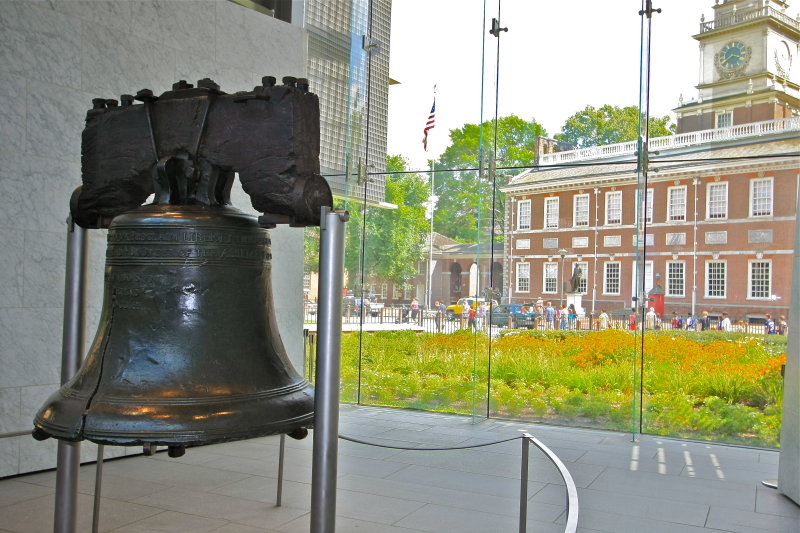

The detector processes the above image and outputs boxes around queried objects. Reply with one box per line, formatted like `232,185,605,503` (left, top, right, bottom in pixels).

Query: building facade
501,0,799,323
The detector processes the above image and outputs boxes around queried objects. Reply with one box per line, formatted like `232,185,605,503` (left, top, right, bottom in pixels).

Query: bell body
34,204,313,446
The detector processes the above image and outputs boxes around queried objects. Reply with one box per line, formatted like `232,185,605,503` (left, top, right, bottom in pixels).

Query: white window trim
543,262,558,294
603,262,621,295
706,181,728,220
665,260,685,298
573,193,590,227
605,191,622,226
749,177,773,218
715,111,732,129
635,188,654,224
517,199,531,231
667,185,687,222
544,197,559,229
705,260,727,299
516,262,531,293
747,259,772,300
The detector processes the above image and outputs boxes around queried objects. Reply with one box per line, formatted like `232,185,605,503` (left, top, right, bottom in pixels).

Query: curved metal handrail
522,433,579,533
338,431,579,533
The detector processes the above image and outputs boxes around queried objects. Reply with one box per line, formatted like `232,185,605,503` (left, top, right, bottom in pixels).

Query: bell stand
52,203,348,533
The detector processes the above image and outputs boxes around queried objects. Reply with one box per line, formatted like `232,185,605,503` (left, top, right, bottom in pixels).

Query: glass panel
302,0,786,449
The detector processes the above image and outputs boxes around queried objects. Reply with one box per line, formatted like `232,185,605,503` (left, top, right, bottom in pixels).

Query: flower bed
340,329,785,447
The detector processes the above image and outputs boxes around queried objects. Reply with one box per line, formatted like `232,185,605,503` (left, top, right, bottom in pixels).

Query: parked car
445,297,498,320
342,296,383,317
490,304,538,329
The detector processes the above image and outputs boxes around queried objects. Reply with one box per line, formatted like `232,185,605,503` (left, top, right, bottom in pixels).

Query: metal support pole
91,445,105,533
519,436,530,533
276,434,285,506
54,211,88,533
310,207,347,533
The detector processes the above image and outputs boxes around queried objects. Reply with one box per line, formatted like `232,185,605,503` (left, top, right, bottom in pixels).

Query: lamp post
558,248,568,307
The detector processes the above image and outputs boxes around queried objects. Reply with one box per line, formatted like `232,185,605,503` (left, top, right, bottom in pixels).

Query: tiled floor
1,404,798,532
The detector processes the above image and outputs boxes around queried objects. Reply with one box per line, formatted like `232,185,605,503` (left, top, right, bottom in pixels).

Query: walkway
0,405,797,532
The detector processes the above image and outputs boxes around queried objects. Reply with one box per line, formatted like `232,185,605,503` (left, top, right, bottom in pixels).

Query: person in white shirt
719,312,732,332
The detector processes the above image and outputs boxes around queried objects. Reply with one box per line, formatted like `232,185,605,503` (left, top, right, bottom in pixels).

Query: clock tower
675,0,800,133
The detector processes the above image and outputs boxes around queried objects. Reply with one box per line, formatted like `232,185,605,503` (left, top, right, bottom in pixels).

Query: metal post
54,211,88,533
311,207,347,533
91,445,104,533
277,434,285,506
519,436,530,533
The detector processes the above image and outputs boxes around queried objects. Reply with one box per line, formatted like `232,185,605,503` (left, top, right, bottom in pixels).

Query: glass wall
306,0,793,448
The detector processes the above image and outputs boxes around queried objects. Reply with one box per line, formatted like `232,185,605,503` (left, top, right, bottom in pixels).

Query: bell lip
32,412,315,447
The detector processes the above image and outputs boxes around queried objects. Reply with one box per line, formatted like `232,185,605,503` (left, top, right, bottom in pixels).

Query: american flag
422,99,436,151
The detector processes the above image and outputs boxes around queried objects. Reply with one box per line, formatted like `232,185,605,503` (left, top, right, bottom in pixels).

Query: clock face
775,40,793,75
718,41,750,72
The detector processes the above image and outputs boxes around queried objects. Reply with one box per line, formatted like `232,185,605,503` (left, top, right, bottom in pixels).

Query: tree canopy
433,115,546,242
341,155,430,291
555,104,675,149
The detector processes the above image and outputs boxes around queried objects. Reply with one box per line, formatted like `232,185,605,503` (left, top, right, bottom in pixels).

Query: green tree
342,155,430,291
434,115,546,242
555,104,675,149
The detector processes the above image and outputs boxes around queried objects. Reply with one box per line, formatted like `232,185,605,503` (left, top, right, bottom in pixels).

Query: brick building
501,0,799,323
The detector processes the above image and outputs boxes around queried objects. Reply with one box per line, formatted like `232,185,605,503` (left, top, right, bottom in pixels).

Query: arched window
450,263,462,296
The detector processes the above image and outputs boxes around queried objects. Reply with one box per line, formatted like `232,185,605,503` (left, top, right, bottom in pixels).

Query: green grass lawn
339,329,786,447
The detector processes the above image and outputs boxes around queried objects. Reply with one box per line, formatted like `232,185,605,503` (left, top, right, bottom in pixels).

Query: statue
568,266,582,293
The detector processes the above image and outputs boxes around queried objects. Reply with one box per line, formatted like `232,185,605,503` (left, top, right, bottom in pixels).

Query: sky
386,0,709,170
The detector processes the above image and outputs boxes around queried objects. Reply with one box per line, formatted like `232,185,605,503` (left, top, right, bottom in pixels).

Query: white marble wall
0,0,309,477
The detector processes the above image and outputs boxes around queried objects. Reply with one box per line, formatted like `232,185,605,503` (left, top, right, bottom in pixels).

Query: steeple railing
539,116,800,166
699,5,800,33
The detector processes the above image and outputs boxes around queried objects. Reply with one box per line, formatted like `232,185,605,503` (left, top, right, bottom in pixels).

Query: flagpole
427,160,435,310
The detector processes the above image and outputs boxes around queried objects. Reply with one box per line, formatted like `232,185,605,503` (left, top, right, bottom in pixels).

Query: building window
716,111,732,129
707,182,728,219
605,191,622,225
544,197,559,228
573,194,589,227
517,200,531,230
635,188,654,224
517,239,530,250
381,283,387,299
604,262,621,295
543,262,558,294
543,237,558,249
573,262,588,294
303,271,311,290
750,178,773,217
748,260,771,299
666,261,685,297
516,262,530,292
667,185,687,222
572,236,589,248
402,285,411,300
706,261,726,298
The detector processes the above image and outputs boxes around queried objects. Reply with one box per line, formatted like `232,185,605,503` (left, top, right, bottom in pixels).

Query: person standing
598,309,609,330
535,298,545,329
559,305,568,330
645,307,658,330
567,303,577,330
410,297,420,320
699,311,710,331
545,301,556,329
434,300,442,332
477,303,487,330
686,312,696,331
779,315,788,336
719,312,732,332
765,313,776,335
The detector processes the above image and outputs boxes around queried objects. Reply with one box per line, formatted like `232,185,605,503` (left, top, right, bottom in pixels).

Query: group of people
666,310,788,334
539,300,580,330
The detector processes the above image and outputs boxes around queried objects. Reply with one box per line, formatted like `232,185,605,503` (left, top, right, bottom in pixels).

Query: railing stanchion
519,436,530,533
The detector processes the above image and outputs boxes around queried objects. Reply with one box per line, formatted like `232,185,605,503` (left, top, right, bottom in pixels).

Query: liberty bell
34,77,332,455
